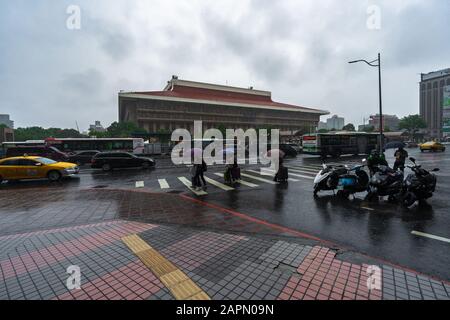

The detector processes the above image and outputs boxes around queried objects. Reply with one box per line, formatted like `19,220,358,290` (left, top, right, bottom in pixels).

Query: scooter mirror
432,168,440,172
410,157,416,163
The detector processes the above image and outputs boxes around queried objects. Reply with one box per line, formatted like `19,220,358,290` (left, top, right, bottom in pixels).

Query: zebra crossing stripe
287,166,320,173
287,168,318,176
247,169,301,182
287,166,319,173
288,172,314,180
204,176,235,191
240,173,278,185
177,177,208,196
213,173,259,188
135,181,145,188
288,164,323,170
158,179,170,189
254,169,305,182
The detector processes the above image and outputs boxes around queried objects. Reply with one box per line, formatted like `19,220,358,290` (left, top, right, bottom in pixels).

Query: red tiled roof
130,85,326,113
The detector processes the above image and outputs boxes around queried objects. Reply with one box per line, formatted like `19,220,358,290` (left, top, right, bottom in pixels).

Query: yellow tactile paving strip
122,234,211,300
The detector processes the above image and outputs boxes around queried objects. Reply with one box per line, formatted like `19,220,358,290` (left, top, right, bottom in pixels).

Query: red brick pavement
0,221,155,280
55,260,164,300
278,246,382,300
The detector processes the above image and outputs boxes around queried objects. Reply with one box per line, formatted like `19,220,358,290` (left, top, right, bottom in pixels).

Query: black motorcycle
401,157,439,208
365,165,404,202
313,162,369,198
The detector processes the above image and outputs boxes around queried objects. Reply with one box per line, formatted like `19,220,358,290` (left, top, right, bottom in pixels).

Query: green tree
318,129,329,133
106,122,147,138
398,115,427,141
342,123,356,131
384,125,391,132
14,127,86,141
364,126,375,132
217,124,227,137
88,129,109,138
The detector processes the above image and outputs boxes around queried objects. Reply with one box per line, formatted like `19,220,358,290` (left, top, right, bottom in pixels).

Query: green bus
302,132,381,158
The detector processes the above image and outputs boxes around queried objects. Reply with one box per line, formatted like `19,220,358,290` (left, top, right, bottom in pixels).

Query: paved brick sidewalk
0,220,449,300
0,187,449,300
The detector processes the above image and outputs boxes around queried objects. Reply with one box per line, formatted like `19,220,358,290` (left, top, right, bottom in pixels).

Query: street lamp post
349,53,384,154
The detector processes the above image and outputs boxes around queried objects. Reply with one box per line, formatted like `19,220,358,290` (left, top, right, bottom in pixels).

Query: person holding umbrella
223,148,241,184
266,149,288,182
393,145,408,172
190,148,205,190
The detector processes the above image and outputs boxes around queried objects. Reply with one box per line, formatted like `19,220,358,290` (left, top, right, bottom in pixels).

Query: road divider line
411,231,450,244
158,179,170,189
213,173,259,188
204,176,235,191
177,177,208,196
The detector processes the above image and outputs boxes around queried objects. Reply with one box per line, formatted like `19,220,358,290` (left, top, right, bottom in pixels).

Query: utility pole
349,53,384,153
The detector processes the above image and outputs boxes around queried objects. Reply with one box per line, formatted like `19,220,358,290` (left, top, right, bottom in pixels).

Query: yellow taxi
0,156,79,183
420,141,446,153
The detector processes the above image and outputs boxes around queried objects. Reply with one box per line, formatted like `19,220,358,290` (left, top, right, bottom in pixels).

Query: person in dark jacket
367,149,388,176
199,160,207,188
393,146,408,172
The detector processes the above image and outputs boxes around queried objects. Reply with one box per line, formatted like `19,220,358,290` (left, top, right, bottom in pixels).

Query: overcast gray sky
1,0,449,131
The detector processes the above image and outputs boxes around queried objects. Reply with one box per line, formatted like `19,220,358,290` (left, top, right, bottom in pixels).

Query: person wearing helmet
393,145,408,172
367,148,388,176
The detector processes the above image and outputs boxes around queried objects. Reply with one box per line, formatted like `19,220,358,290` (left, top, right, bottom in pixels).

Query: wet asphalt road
1,147,449,281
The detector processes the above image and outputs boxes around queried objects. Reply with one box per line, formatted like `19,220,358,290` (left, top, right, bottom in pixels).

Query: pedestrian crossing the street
177,177,208,196
148,162,348,196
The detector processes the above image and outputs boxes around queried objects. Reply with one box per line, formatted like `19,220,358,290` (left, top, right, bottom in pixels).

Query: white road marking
135,181,145,188
286,168,318,176
287,166,320,174
240,173,278,185
158,179,170,189
259,168,313,181
204,176,235,191
177,177,208,196
411,231,450,244
246,170,300,182
213,173,259,188
290,164,323,170
360,206,375,211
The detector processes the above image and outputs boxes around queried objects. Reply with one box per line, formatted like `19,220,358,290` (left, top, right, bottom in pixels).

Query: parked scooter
365,165,404,202
401,157,439,208
313,161,369,198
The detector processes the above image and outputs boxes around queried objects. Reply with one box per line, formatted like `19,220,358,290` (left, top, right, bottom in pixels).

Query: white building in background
318,121,327,130
326,115,345,130
89,121,106,133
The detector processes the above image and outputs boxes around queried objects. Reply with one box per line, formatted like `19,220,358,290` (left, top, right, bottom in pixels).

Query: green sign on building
443,86,450,134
